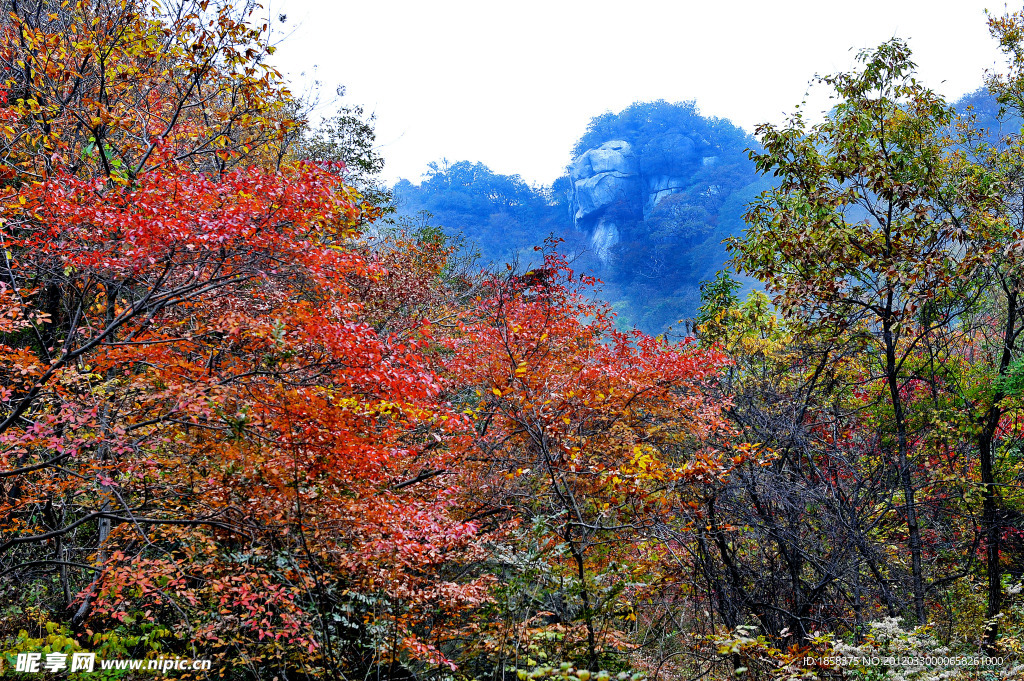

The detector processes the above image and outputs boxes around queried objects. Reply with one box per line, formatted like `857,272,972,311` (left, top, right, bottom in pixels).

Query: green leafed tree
294,91,390,206
730,38,1001,625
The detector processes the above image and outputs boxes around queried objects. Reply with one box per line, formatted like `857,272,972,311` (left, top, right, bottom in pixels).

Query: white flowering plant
714,617,1023,681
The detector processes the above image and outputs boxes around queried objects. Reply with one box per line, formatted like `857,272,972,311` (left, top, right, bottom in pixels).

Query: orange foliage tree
0,0,298,181
436,247,754,673
0,1,491,677
1,3,748,679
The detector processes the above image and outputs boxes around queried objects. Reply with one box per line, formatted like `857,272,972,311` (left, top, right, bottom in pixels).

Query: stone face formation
568,140,642,262
568,136,706,262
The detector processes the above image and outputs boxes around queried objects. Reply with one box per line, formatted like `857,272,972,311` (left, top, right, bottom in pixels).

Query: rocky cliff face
568,137,713,262
568,140,641,261
558,101,763,331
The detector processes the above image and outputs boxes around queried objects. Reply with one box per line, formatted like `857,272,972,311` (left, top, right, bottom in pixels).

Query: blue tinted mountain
389,92,1002,334
561,101,765,332
391,160,570,268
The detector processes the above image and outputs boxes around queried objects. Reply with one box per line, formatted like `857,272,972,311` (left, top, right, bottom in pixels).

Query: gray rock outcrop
569,140,642,223
568,136,703,263
568,140,642,261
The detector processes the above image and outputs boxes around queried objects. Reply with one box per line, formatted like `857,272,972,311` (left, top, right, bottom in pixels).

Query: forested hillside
391,102,764,334
4,2,1024,681
392,160,570,267
393,92,1013,335
562,101,765,332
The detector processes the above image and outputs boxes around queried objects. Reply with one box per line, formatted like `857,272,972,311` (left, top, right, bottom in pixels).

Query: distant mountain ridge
390,89,1008,334
559,101,763,332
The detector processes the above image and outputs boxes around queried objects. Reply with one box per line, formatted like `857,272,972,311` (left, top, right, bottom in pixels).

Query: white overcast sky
267,0,1010,187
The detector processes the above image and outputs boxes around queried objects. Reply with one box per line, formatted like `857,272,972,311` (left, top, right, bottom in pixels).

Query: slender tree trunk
883,319,926,624
980,429,1002,651
854,563,864,644
568,541,597,669
842,493,899,617
980,285,1016,650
